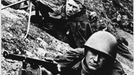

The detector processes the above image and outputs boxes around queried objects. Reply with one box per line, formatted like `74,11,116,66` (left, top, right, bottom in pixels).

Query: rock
25,50,34,57
36,48,47,56
1,0,133,75
36,37,48,49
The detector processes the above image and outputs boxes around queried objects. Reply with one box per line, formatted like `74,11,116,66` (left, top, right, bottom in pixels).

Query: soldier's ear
84,46,89,56
78,4,83,9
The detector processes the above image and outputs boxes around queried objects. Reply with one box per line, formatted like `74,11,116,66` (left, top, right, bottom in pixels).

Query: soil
1,0,133,75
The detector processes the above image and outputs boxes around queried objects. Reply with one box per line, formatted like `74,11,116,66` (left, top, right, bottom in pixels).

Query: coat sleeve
111,60,127,75
54,48,84,68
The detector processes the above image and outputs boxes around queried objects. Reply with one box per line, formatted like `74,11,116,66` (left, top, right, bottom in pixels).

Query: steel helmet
84,31,118,58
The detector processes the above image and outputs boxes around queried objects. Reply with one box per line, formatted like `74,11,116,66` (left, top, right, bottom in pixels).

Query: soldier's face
66,0,81,16
85,47,108,71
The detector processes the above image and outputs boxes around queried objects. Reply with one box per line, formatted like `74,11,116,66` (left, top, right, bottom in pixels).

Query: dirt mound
1,8,75,75
1,0,133,75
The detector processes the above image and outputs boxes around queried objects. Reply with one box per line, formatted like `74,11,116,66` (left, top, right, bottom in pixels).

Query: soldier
31,0,96,48
15,32,127,75
55,31,126,75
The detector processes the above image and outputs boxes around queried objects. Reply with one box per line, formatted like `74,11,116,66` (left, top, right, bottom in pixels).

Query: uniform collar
81,58,97,75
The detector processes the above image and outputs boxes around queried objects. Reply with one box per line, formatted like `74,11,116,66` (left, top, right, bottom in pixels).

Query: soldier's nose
68,6,73,11
69,10,73,13
93,54,99,62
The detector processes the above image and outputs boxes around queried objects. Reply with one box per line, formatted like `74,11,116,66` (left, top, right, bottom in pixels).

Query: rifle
3,51,60,74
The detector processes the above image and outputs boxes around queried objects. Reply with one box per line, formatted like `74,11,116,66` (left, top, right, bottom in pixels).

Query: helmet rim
84,31,117,59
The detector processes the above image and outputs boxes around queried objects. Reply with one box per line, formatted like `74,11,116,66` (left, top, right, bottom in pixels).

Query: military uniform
55,48,126,75
55,31,127,75
65,7,93,48
32,0,93,48
58,58,126,75
19,48,126,75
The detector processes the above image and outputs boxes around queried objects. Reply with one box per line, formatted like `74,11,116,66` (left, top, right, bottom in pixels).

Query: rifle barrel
3,51,60,74
3,51,25,61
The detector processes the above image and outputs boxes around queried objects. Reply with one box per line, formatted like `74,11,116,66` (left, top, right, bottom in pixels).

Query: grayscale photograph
1,0,133,75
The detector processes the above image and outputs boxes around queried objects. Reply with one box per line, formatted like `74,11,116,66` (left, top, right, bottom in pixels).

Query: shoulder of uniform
72,61,81,70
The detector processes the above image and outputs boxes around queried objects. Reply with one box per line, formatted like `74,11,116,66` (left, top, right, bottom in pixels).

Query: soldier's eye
68,4,77,9
72,6,77,9
99,53,109,60
68,4,72,7
89,48,98,55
